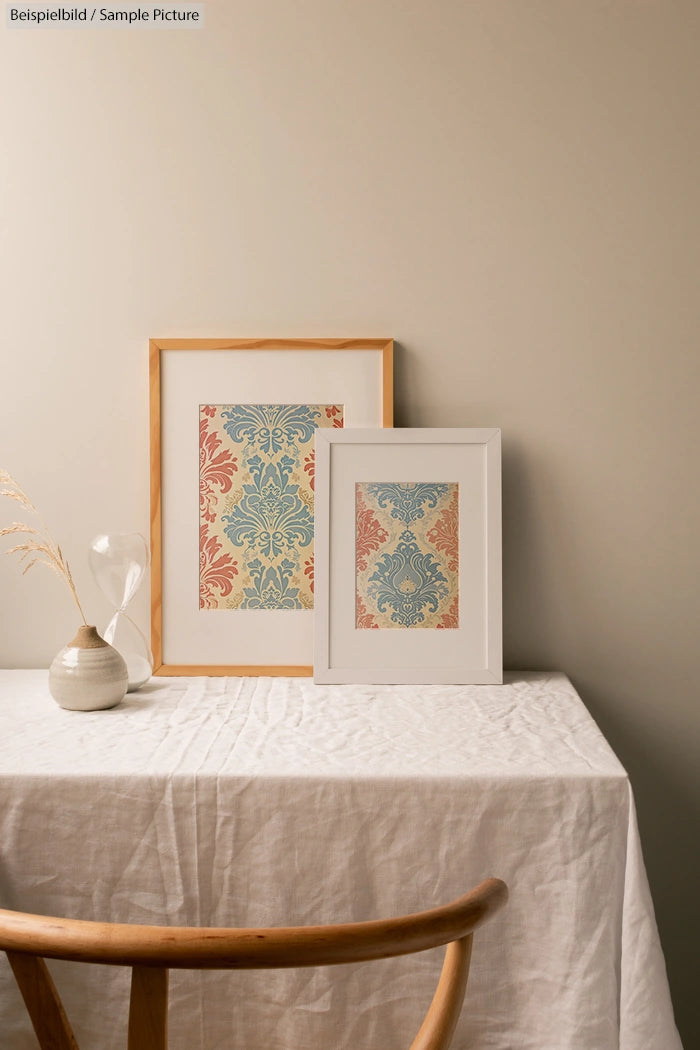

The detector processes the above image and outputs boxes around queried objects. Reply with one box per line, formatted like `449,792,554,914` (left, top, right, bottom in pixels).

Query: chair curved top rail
0,877,508,969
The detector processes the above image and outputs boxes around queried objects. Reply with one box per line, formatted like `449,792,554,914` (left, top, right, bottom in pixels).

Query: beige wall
1,2,697,1043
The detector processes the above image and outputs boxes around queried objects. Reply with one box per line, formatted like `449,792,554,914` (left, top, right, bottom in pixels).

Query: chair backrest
0,877,507,1050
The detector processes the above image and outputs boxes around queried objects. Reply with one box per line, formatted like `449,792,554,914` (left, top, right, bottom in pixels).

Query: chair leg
6,951,80,1050
409,936,473,1050
128,965,169,1050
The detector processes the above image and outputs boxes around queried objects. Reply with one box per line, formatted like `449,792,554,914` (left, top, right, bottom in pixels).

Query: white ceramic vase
48,625,128,711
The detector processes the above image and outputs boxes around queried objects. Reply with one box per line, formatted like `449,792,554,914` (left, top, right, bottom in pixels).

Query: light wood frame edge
149,338,393,677
149,340,164,672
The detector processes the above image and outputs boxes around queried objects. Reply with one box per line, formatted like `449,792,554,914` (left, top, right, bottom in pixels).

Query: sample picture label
6,5,204,29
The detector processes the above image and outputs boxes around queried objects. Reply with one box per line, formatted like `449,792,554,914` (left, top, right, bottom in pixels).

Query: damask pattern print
199,411,238,609
200,404,343,610
355,482,459,629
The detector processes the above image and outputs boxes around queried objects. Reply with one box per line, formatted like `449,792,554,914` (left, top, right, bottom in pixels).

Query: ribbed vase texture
49,625,128,711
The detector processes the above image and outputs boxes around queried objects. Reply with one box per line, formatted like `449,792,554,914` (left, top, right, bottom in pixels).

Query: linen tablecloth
0,671,681,1049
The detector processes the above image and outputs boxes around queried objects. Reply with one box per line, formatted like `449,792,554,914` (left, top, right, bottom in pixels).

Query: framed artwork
313,428,501,684
150,338,393,675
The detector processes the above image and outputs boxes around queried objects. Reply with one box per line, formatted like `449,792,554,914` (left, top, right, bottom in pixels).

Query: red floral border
355,486,389,573
426,489,459,572
199,410,239,608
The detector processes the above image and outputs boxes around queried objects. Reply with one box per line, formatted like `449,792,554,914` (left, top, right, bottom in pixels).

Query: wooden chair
0,877,508,1050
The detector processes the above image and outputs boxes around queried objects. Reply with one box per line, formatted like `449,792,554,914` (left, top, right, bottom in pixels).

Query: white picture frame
313,428,502,684
150,338,393,676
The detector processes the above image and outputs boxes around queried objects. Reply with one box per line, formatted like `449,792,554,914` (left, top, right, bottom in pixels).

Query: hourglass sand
88,533,153,691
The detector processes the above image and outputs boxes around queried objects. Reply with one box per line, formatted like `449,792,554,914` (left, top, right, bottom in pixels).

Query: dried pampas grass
0,469,87,625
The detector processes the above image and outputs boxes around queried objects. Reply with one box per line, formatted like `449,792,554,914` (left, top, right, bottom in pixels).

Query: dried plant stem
0,470,88,625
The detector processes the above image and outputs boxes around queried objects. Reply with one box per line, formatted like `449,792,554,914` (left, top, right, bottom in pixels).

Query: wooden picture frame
313,428,502,684
150,338,393,676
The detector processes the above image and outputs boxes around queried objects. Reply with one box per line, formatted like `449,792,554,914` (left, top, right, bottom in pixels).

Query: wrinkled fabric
0,671,681,1050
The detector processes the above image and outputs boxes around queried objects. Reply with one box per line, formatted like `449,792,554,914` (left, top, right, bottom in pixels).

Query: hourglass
88,532,153,691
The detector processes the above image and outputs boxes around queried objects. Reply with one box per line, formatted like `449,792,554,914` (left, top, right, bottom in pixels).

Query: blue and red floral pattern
200,403,343,610
355,482,459,629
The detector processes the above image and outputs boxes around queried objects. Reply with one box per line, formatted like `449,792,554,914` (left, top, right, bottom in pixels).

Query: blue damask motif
365,482,450,526
366,530,449,627
222,455,313,559
241,558,301,609
221,404,322,456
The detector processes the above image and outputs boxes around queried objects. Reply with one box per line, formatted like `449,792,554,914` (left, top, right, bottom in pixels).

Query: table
0,671,681,1050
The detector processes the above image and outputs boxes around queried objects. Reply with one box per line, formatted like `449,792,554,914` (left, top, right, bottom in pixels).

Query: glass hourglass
88,533,153,691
